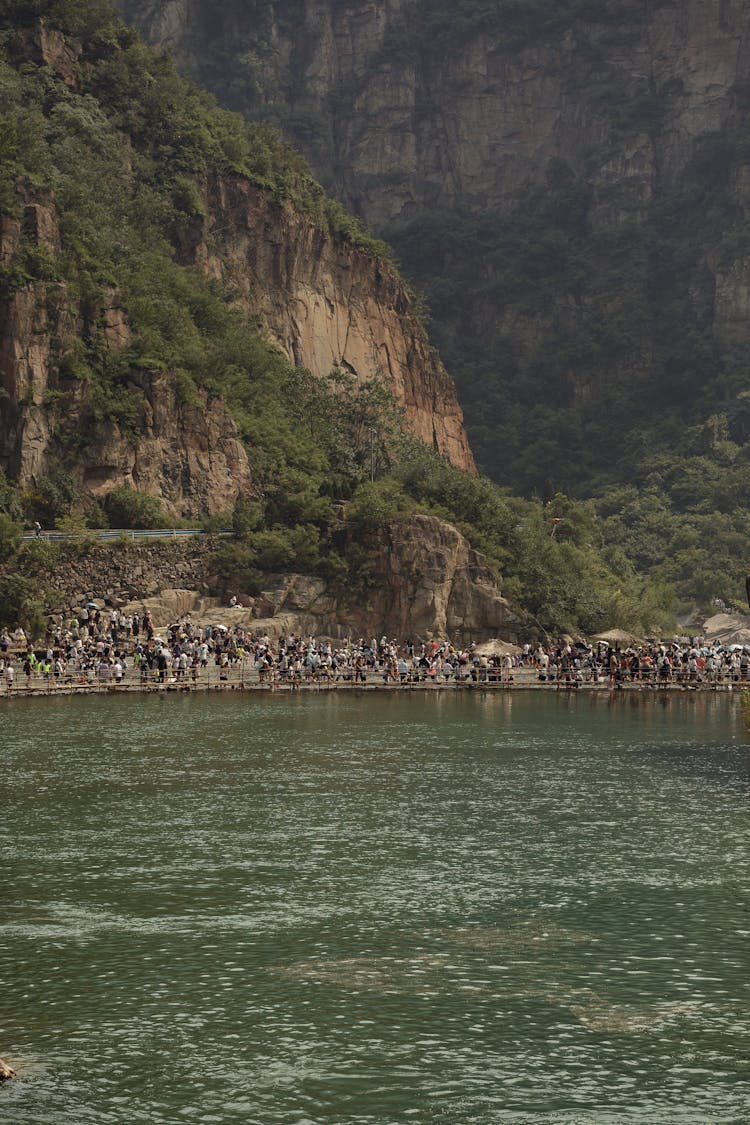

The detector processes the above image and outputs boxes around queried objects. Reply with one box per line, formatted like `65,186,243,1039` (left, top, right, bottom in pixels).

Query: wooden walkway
0,675,742,701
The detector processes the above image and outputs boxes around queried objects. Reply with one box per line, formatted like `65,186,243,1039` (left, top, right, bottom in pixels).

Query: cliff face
0,11,474,524
121,0,750,492
122,0,750,223
0,192,253,518
184,171,473,470
0,173,472,517
361,513,518,642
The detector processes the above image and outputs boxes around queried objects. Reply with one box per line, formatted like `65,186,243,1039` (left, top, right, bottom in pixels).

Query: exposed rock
0,282,58,483
120,0,750,490
80,369,253,519
183,173,474,473
128,0,750,227
101,286,131,351
353,514,519,642
0,216,21,265
25,21,80,86
0,165,474,516
0,187,252,518
701,611,750,645
22,202,59,254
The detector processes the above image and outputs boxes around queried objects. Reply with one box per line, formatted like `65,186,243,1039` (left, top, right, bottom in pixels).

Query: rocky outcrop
0,178,474,504
182,172,474,472
701,611,750,645
21,19,81,86
78,369,253,519
0,16,476,518
0,195,66,485
0,188,253,518
230,516,518,642
121,0,750,488
352,514,519,642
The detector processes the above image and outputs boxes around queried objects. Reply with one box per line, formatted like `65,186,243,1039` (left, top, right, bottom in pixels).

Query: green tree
0,512,21,563
105,486,165,529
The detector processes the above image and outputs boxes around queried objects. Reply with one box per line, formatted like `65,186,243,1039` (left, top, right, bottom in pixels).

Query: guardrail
21,528,233,542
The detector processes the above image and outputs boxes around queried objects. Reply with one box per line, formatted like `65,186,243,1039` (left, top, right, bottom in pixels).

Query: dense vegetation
118,0,750,613
0,0,742,637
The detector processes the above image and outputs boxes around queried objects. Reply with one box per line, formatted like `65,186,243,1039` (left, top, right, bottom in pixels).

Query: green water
1,691,748,1124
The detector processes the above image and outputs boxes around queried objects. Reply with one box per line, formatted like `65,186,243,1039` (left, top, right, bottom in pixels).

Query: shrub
316,550,348,582
347,479,415,533
252,529,295,570
231,494,262,537
202,509,233,533
0,512,21,563
19,538,62,569
105,486,166,529
0,573,45,636
22,469,80,525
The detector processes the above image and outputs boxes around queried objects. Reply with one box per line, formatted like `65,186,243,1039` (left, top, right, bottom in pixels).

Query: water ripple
1,691,747,1123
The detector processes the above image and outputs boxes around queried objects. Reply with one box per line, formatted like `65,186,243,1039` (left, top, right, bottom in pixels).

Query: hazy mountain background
120,0,750,608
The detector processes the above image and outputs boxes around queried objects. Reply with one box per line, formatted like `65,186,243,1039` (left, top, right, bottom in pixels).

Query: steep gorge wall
0,15,474,523
183,170,473,469
0,190,253,518
123,0,750,229
122,0,750,489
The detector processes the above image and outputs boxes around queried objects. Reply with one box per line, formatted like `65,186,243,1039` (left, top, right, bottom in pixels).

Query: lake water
1,690,748,1124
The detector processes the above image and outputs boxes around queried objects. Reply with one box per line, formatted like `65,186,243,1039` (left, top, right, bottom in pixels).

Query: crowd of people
532,639,750,687
0,603,748,692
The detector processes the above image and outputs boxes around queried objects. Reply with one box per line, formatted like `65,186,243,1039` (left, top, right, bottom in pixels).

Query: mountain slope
0,0,473,528
120,0,750,607
121,0,750,480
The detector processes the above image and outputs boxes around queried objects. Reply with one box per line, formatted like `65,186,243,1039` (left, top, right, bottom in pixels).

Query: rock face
701,611,750,645
122,0,750,230
121,0,750,487
0,172,472,516
0,197,64,486
354,514,519,642
77,369,254,518
0,190,253,519
0,19,475,521
184,172,474,471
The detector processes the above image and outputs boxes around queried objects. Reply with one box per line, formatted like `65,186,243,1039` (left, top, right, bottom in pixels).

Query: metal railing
21,528,233,542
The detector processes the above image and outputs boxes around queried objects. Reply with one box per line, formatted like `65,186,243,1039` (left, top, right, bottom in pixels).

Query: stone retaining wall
11,536,218,613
